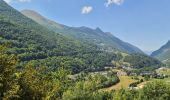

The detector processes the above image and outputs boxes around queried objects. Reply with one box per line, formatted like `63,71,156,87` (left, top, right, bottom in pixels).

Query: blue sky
5,0,170,51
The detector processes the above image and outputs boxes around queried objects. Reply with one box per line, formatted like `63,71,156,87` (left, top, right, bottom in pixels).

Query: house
117,71,127,76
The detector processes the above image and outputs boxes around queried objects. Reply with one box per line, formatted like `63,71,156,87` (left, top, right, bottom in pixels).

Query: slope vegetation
21,9,143,54
151,40,170,66
0,0,116,73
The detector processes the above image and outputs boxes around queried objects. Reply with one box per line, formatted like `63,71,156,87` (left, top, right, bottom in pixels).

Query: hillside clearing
102,76,137,91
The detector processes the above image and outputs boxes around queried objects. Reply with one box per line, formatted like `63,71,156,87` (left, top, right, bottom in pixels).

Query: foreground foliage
1,45,170,100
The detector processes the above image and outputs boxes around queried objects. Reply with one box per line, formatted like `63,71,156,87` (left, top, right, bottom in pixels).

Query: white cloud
4,0,31,3
81,6,93,14
105,0,124,7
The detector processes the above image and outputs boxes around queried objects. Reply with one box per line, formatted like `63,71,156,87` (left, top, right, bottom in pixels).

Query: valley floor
102,76,137,91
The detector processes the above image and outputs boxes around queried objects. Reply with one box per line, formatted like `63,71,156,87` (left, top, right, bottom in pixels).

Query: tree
142,81,170,100
0,44,20,99
62,81,95,100
18,63,71,100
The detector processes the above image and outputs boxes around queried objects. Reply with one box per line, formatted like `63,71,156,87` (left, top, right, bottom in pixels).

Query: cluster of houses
117,66,170,79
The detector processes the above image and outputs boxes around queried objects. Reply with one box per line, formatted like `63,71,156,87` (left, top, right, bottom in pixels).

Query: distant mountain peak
105,32,113,36
79,26,90,29
21,9,49,22
21,9,144,54
151,40,170,65
162,40,170,49
22,9,40,15
95,27,103,33
21,9,65,29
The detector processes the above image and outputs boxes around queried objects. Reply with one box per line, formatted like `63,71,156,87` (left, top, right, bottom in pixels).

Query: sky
4,0,170,52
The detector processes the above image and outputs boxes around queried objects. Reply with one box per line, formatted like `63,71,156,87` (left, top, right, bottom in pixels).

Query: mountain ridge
21,9,144,54
0,0,119,73
0,0,161,74
151,40,170,66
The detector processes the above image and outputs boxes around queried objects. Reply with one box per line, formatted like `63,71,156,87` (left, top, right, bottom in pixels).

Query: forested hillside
0,0,169,99
0,0,162,73
0,0,116,73
0,44,170,99
21,9,143,54
151,40,170,66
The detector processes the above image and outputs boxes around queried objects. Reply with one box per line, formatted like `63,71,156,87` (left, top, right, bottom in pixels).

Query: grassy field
156,68,170,76
151,77,170,83
101,74,170,91
102,76,137,91
137,77,170,89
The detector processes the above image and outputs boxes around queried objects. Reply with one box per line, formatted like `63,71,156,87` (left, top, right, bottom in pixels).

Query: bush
142,81,170,100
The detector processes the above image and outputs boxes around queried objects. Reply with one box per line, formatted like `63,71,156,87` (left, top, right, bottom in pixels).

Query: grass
151,77,170,82
101,73,170,91
137,77,170,88
157,68,170,76
102,76,137,91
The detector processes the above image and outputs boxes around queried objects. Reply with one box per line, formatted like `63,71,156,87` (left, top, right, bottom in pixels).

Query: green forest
0,0,170,99
1,44,170,100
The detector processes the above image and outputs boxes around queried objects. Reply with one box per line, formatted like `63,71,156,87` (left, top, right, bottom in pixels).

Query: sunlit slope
21,9,144,54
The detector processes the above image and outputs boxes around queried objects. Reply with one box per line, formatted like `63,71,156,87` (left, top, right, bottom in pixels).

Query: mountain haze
21,9,144,54
151,40,170,66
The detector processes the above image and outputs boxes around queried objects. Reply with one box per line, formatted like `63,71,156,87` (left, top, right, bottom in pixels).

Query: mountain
20,9,65,30
151,40,170,66
0,0,118,73
21,9,143,54
0,0,161,74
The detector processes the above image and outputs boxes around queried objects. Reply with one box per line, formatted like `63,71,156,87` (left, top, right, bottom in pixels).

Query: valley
0,0,170,99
